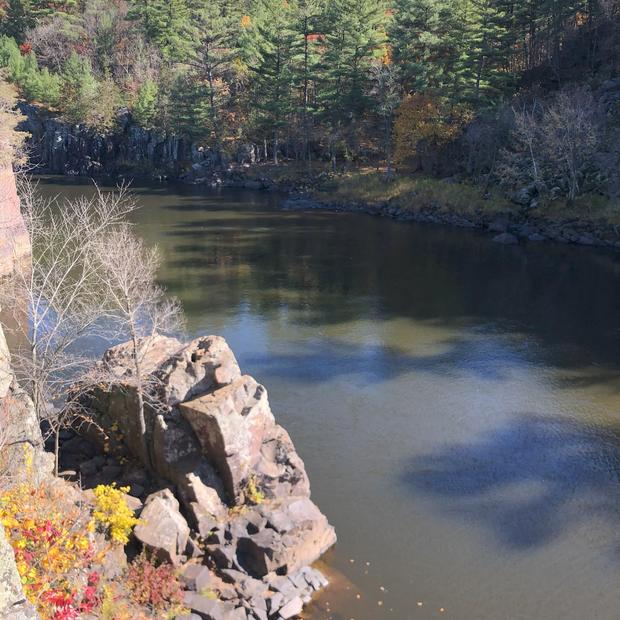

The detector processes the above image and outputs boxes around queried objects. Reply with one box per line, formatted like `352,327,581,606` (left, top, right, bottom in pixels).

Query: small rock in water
492,232,519,245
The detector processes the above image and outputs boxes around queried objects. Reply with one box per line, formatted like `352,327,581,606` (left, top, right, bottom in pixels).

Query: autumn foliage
394,94,472,169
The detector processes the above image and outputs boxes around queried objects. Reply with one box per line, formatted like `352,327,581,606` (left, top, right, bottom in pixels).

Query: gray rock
1,526,40,619
278,597,303,619
181,564,215,592
492,232,519,245
488,219,509,233
134,489,190,565
528,233,546,242
267,592,284,614
180,376,275,502
184,593,240,619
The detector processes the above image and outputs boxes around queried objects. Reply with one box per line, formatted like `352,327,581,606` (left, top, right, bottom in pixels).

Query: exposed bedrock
0,165,30,278
83,334,336,619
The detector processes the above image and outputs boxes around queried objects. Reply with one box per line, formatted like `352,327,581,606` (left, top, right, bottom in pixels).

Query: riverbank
283,171,620,251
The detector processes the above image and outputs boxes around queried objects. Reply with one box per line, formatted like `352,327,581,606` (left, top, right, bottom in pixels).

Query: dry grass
313,169,620,225
314,170,514,216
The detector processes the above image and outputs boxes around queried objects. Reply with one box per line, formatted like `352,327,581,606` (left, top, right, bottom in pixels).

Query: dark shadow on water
402,413,620,552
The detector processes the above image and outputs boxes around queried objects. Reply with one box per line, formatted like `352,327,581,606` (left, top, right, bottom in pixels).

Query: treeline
0,0,619,195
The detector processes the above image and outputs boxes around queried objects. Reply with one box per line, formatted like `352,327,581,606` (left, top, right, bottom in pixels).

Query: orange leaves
394,93,472,167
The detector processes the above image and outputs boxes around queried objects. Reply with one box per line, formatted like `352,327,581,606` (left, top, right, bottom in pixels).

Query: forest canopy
0,0,619,198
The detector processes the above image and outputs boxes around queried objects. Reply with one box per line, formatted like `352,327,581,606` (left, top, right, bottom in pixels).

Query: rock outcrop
83,334,336,619
0,323,45,620
0,324,52,480
0,165,29,278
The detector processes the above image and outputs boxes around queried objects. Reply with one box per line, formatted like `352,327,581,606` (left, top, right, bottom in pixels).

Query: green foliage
1,0,36,43
61,51,100,125
133,78,158,128
320,0,388,140
244,0,297,161
0,36,61,107
0,0,612,184
129,0,193,61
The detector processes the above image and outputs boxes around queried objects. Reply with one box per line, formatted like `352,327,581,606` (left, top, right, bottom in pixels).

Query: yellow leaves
394,93,473,167
91,483,139,545
241,14,251,28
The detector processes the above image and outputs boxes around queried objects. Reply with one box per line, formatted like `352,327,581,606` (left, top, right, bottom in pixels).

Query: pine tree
391,0,445,93
129,0,193,61
320,0,388,158
289,0,324,162
244,0,296,163
1,0,36,43
187,0,241,156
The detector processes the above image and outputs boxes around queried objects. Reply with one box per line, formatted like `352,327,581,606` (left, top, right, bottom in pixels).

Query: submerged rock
492,232,519,245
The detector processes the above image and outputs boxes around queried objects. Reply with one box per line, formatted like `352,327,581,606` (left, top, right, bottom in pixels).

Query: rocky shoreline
281,194,620,251
21,102,620,253
0,326,337,620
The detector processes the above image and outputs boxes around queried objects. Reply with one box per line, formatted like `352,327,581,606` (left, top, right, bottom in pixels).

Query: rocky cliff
0,323,47,620
0,164,30,278
19,104,258,182
74,334,336,619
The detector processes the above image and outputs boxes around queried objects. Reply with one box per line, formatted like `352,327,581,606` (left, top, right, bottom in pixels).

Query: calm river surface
39,177,620,620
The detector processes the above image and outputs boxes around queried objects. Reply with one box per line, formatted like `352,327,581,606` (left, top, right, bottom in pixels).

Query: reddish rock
0,165,29,277
180,376,275,502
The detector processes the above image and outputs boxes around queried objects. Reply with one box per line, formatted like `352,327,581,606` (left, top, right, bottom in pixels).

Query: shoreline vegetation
2,0,619,241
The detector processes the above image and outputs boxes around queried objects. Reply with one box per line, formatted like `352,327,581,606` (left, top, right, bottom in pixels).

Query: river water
38,178,620,620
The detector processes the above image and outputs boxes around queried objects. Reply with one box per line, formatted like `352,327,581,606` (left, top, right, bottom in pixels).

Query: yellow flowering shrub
90,483,140,545
0,477,100,619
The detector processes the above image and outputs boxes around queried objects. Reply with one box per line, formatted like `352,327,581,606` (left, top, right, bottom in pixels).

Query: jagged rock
82,334,336,617
180,376,275,502
0,325,53,480
0,165,30,278
277,597,303,619
87,335,240,468
155,336,242,406
102,334,182,379
180,564,215,592
134,489,190,565
256,426,310,500
183,593,246,620
235,498,336,578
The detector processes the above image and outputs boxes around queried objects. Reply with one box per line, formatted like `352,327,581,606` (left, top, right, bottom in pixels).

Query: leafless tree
91,227,183,470
1,179,136,474
497,88,602,203
541,88,601,202
26,17,81,72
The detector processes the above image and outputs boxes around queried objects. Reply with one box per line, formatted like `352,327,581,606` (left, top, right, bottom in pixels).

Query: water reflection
36,177,620,620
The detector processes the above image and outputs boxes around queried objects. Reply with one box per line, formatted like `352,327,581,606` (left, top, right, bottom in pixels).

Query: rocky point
76,333,336,620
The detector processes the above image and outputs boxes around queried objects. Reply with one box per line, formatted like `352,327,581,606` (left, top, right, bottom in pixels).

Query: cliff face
0,165,29,278
20,104,224,180
0,322,45,620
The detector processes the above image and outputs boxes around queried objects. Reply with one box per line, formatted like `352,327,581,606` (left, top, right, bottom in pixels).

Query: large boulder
236,498,336,578
155,336,242,406
86,335,241,468
133,489,190,565
180,376,275,502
